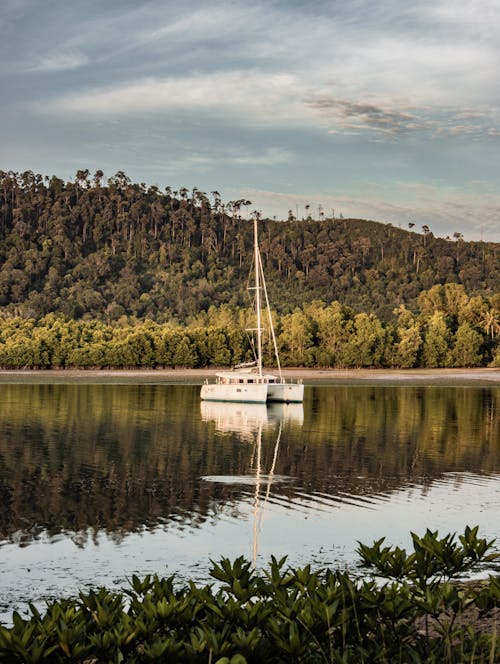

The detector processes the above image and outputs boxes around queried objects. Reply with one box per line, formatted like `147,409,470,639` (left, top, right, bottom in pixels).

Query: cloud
18,0,499,140
35,70,311,125
230,148,292,166
312,98,433,136
130,145,293,177
26,0,499,139
146,4,263,44
314,97,500,139
34,67,499,142
26,50,89,73
420,0,499,32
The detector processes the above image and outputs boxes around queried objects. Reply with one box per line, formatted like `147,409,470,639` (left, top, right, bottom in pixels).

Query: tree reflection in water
0,383,498,548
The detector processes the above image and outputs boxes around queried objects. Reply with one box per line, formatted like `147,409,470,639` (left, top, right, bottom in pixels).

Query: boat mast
253,214,263,377
258,250,283,382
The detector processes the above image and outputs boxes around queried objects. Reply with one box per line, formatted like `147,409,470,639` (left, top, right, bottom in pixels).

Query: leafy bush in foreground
0,527,498,663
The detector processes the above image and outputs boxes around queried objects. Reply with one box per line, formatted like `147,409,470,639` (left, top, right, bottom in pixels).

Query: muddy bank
0,367,498,385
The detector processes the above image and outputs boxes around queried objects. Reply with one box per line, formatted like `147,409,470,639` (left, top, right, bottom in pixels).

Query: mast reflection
201,401,304,562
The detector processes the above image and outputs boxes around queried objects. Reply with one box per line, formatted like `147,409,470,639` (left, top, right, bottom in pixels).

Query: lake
0,378,498,623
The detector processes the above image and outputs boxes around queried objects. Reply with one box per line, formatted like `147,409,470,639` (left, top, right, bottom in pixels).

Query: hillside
0,169,499,323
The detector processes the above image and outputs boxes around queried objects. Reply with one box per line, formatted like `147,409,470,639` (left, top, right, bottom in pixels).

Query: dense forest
0,169,499,368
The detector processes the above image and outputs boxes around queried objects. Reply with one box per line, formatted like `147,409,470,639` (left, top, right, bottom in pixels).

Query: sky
1,0,499,241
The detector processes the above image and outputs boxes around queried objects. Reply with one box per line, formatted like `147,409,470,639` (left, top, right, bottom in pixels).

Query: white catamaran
200,216,304,404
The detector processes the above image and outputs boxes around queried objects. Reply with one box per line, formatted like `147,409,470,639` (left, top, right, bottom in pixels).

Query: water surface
0,382,498,622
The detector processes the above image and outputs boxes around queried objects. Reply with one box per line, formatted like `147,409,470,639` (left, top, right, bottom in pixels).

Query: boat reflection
200,400,303,439
201,400,304,561
200,401,268,441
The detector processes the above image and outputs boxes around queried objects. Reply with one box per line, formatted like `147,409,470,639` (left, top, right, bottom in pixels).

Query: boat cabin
215,371,278,385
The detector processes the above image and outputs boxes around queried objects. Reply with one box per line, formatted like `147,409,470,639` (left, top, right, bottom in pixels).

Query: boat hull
267,382,304,403
200,383,268,403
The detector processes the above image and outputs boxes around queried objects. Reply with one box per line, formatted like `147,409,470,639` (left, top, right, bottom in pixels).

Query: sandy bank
0,367,498,385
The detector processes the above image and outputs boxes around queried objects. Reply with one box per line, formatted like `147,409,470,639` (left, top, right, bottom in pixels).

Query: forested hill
0,169,498,323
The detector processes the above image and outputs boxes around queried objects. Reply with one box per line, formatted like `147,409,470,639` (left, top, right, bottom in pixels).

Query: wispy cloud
26,50,89,73
37,72,499,142
130,145,293,176
230,148,292,166
17,0,499,143
312,98,434,136
146,4,263,45
36,70,309,125
315,98,500,139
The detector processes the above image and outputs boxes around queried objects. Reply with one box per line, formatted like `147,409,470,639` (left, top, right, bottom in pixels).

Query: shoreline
0,367,498,385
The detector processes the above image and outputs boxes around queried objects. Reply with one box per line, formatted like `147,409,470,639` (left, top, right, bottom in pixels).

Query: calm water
0,382,498,622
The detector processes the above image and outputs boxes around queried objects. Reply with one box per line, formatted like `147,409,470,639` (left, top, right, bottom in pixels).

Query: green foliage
0,528,498,662
0,284,498,368
0,170,498,326
341,312,387,367
422,311,453,367
448,322,483,367
358,526,497,589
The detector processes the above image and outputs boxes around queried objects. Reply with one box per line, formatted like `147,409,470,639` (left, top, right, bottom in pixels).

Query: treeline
0,169,499,323
0,284,498,368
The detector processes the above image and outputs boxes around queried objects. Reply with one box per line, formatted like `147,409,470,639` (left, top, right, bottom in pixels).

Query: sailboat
200,216,304,404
